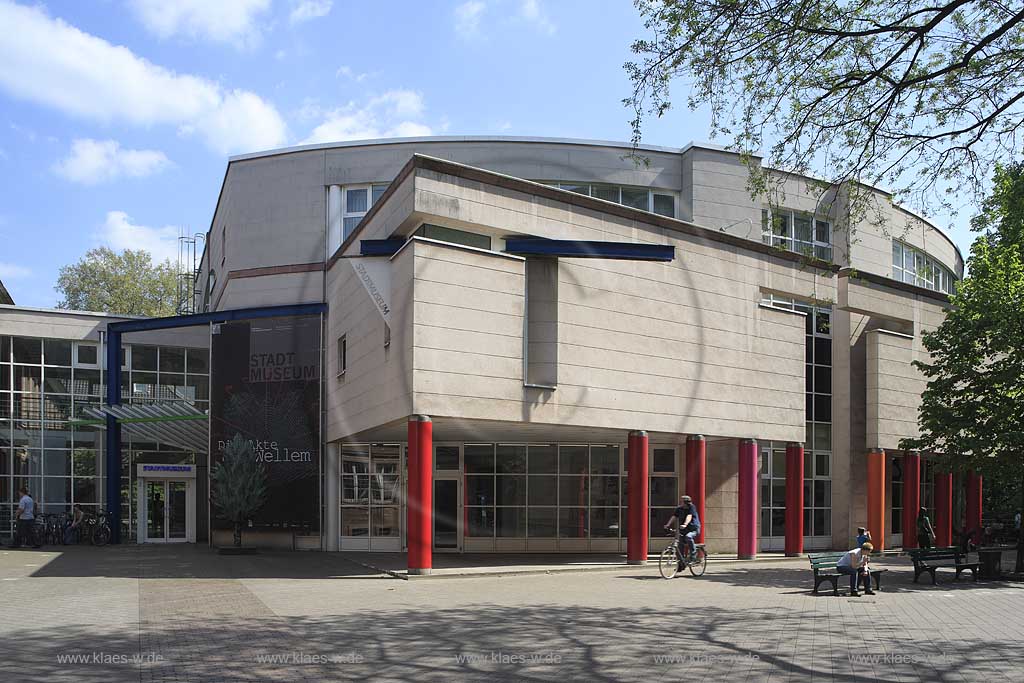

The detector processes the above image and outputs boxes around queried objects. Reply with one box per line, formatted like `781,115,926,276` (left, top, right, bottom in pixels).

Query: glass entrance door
145,480,191,543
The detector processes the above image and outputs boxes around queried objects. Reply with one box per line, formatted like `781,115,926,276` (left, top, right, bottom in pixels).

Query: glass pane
527,475,556,506
559,445,588,474
813,423,831,451
621,188,648,210
44,340,72,366
346,188,368,213
590,445,619,474
168,481,187,538
371,473,401,505
813,366,832,395
773,214,790,237
528,444,557,473
804,508,813,536
813,480,831,508
814,338,832,366
44,367,72,394
772,482,786,509
650,476,677,507
496,507,526,537
527,507,556,537
371,507,400,537
761,508,772,536
813,395,832,422
187,348,208,374
341,506,369,536
74,369,102,396
558,507,588,538
653,194,675,217
652,448,674,473
590,475,620,507
371,184,388,205
13,449,42,475
815,453,830,477
558,475,588,507
815,310,831,336
772,450,786,477
159,348,186,373
771,508,786,537
590,507,620,537
131,345,157,371
465,507,494,538
343,216,361,239
12,338,42,364
465,475,495,506
13,366,42,393
892,241,902,268
434,446,460,470
463,444,494,473
43,450,70,476
904,248,915,272
0,336,9,363
559,183,590,196
592,185,619,203
433,480,458,548
496,476,526,506
496,444,526,473
146,481,165,539
794,215,812,242
815,220,830,243
814,509,828,537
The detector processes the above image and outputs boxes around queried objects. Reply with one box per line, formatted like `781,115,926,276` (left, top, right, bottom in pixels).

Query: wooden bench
908,547,979,584
808,552,887,595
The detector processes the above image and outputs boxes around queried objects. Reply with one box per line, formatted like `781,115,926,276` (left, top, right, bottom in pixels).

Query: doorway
137,464,197,543
433,444,462,552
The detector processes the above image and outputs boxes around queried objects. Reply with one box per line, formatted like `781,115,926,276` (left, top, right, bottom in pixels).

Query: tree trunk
233,521,242,548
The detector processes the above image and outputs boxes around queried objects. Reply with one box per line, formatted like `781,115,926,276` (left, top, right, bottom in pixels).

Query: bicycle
659,529,707,578
78,510,111,546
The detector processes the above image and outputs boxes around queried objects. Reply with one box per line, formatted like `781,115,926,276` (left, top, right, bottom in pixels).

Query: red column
737,438,758,560
902,451,921,549
784,442,804,557
685,435,706,544
626,430,650,565
406,415,433,575
934,471,953,547
866,449,886,552
966,470,983,536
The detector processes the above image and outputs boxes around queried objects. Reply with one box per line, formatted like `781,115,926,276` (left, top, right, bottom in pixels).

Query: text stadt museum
0,137,979,570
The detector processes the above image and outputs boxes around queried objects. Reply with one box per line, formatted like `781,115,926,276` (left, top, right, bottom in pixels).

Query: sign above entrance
138,464,196,478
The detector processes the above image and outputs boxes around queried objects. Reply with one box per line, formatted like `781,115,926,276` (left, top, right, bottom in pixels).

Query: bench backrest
908,547,961,562
808,552,844,571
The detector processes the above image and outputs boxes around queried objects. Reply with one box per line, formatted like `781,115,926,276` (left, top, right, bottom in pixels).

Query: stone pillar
737,438,758,560
685,435,706,544
407,415,433,575
934,471,953,548
966,470,983,536
866,449,886,552
324,442,340,551
784,442,804,557
627,431,650,565
902,451,921,549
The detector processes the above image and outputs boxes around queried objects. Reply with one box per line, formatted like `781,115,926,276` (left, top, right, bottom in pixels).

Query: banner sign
210,314,321,532
350,257,391,324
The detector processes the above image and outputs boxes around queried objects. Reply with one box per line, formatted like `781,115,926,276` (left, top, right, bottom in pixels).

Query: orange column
866,449,886,552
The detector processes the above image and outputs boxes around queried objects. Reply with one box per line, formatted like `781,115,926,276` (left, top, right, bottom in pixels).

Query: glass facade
0,336,207,539
761,209,833,261
539,182,678,218
892,240,956,293
760,296,833,543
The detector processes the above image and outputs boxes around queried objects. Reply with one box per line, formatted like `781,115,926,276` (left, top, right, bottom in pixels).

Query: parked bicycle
659,529,707,578
72,510,111,546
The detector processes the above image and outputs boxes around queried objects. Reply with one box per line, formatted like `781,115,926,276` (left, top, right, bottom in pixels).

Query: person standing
11,487,40,549
917,507,936,549
856,527,871,548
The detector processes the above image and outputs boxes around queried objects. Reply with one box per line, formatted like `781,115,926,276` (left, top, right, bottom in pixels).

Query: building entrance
136,464,196,543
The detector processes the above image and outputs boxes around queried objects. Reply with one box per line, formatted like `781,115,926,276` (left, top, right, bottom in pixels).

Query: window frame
761,208,832,261
892,239,956,293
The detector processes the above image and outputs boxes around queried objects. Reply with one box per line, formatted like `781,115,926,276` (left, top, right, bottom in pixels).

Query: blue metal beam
360,238,406,256
504,239,675,261
107,302,327,334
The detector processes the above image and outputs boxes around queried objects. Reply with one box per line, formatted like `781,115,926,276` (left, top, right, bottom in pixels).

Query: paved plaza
0,545,1021,682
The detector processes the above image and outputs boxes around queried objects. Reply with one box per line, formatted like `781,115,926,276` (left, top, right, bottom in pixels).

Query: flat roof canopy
78,403,208,454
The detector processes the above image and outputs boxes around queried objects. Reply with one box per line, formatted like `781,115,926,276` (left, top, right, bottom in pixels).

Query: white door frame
433,443,463,553
137,464,196,544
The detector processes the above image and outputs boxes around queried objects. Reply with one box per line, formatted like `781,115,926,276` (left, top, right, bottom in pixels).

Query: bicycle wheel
689,548,707,577
92,524,111,547
659,546,679,579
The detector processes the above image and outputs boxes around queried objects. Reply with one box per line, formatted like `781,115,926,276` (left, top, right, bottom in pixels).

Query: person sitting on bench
837,542,875,597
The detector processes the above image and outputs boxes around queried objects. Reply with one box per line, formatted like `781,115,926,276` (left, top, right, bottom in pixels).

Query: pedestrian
837,542,875,597
65,503,85,544
10,487,40,549
855,527,871,548
916,507,936,548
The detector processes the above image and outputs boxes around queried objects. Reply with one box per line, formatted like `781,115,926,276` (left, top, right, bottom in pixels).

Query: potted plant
211,434,267,554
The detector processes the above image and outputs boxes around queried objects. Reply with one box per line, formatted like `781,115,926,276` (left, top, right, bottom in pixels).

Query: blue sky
0,0,975,308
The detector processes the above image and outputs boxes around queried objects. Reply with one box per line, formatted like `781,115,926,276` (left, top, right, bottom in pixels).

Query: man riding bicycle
664,495,700,569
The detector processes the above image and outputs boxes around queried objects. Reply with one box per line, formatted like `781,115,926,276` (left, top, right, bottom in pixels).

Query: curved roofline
227,135,727,163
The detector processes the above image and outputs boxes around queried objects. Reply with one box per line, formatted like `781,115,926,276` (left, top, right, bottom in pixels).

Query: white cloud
300,90,432,145
97,211,180,265
53,139,171,185
0,262,31,280
336,65,371,82
289,0,332,25
127,0,271,48
454,1,485,38
0,2,287,155
519,0,555,35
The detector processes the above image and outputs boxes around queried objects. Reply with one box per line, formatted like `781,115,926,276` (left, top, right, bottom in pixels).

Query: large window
341,183,390,241
892,240,956,293
760,295,833,543
539,182,678,218
340,443,402,540
762,209,832,261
